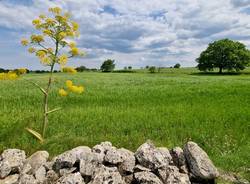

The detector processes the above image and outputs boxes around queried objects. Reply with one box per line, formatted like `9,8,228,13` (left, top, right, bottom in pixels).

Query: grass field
0,68,249,180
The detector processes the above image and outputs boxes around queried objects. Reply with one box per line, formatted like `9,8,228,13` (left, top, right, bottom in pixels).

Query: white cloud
0,0,250,69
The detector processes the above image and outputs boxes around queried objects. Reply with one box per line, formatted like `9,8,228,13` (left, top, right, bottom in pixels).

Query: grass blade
26,128,44,143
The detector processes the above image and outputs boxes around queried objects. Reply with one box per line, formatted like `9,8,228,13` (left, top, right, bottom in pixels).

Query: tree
101,59,115,72
76,65,87,72
19,7,84,141
174,63,181,68
196,39,250,73
149,66,156,73
128,66,132,70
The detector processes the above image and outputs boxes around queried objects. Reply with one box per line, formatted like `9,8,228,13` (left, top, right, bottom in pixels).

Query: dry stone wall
0,141,219,184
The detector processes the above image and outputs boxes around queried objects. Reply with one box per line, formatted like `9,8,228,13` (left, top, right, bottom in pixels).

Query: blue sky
1,0,250,69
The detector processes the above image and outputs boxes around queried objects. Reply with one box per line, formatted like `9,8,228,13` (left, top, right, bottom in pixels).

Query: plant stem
42,40,59,138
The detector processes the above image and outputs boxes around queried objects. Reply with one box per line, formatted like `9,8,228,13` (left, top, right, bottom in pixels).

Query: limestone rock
25,151,49,174
134,171,163,184
57,172,85,184
59,167,77,177
70,146,92,161
134,165,151,172
0,174,19,184
157,166,190,184
46,170,59,184
104,147,123,165
183,141,219,180
170,147,188,174
35,166,46,183
19,174,37,184
135,142,171,170
52,150,77,172
118,148,136,174
89,166,125,184
123,174,134,184
92,142,113,163
0,161,11,179
0,149,26,178
80,152,101,176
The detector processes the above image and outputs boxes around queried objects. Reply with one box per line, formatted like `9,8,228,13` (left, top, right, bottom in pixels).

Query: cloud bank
1,0,250,69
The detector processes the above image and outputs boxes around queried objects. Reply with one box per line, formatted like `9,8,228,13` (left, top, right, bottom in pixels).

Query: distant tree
101,59,115,72
149,66,156,73
128,66,132,70
196,39,250,73
145,65,149,69
174,63,181,68
124,66,128,70
76,65,87,72
0,68,6,73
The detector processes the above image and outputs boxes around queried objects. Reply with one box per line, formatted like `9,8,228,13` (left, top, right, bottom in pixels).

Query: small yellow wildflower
58,89,68,97
17,68,27,75
40,57,51,65
66,80,73,88
66,31,74,37
28,47,36,53
39,14,46,19
21,39,29,46
7,71,18,80
36,50,47,58
71,21,79,31
69,42,76,48
43,29,52,36
71,47,79,56
32,19,41,26
31,35,44,43
59,32,66,39
45,18,56,25
58,54,68,65
49,7,61,14
62,67,77,74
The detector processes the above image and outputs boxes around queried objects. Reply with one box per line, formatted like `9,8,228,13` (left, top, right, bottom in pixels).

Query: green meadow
0,68,249,180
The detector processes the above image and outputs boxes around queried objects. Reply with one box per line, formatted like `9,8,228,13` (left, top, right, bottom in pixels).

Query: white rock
0,149,26,178
19,174,37,184
80,152,101,176
183,142,219,180
134,171,163,184
25,151,49,174
35,166,46,183
0,174,19,184
135,142,171,170
118,148,135,174
89,166,125,184
57,172,85,184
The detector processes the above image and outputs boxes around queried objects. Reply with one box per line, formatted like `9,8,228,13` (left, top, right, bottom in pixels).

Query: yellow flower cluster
49,7,62,15
58,54,68,65
59,80,84,97
62,67,77,74
16,68,27,75
58,89,68,97
0,71,19,80
21,7,85,68
21,39,29,46
28,47,36,53
31,35,44,43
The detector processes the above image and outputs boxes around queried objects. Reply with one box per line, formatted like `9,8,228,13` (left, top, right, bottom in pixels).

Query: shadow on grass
190,71,250,76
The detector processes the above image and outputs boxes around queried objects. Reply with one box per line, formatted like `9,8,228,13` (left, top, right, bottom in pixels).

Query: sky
1,0,250,70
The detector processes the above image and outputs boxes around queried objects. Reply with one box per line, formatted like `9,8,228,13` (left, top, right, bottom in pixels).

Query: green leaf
26,128,44,143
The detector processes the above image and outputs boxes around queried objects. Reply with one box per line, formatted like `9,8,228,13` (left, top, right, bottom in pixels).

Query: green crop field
0,68,249,180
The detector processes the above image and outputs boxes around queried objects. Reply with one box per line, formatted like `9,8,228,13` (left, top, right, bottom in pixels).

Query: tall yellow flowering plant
20,7,84,142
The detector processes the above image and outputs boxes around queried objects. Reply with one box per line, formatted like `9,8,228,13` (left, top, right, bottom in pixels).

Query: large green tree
101,59,115,72
196,39,250,73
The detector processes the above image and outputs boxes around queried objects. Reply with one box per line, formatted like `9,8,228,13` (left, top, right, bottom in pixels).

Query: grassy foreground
0,68,249,180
